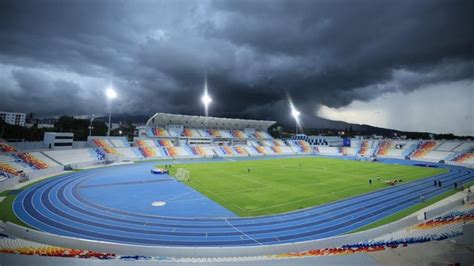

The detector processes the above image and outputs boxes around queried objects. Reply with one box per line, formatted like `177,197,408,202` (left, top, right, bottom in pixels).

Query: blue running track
13,157,474,247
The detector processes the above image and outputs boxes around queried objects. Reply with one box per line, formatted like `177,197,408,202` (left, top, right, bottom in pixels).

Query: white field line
183,159,443,214
199,166,270,187
215,186,271,196
246,183,371,213
242,165,441,213
189,181,248,212
244,169,439,213
165,191,195,202
224,218,262,245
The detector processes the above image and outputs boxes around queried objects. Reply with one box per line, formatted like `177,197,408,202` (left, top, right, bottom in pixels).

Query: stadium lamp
106,87,117,99
201,78,212,116
105,87,118,136
291,108,300,119
291,106,301,135
201,93,212,106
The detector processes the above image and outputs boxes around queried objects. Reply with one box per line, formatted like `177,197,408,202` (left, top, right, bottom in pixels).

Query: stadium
1,111,473,265
1,1,473,265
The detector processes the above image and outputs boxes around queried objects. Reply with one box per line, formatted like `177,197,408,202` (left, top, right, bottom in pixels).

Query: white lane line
224,218,262,245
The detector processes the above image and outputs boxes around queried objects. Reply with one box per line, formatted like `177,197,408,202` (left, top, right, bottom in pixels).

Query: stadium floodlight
105,87,117,136
291,108,300,119
201,78,212,116
201,93,212,106
106,87,117,99
290,104,301,135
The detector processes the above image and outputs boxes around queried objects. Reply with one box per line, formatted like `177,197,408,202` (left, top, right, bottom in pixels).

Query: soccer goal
175,168,190,181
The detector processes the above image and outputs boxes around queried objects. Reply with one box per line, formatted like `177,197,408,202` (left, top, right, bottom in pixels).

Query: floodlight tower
105,87,117,136
88,114,94,137
291,106,301,136
201,78,212,117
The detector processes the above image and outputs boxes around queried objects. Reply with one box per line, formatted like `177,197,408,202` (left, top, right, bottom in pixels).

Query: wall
5,215,419,258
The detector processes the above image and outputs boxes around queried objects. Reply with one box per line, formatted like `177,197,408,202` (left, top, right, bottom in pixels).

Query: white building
43,132,74,149
0,111,26,126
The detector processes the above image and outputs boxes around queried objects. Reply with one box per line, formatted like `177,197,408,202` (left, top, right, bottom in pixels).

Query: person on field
369,179,372,185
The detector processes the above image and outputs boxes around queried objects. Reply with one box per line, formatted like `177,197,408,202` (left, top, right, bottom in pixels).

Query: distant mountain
275,114,471,139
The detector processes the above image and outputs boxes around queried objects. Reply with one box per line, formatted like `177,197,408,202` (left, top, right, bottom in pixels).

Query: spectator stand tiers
0,141,16,153
139,113,278,158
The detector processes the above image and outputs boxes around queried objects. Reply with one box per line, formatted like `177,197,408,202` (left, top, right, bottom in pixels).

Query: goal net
175,168,190,181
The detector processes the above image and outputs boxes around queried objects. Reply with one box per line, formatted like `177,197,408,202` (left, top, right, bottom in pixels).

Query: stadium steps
450,142,465,152
433,140,445,151
40,151,64,166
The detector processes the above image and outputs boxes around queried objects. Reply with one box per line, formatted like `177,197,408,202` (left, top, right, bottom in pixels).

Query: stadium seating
452,152,473,163
260,140,274,147
164,146,192,158
91,138,122,156
182,128,201,138
0,162,20,175
197,129,211,137
376,140,391,155
233,146,249,156
231,129,248,138
358,140,374,156
148,127,170,137
411,141,438,158
13,153,50,170
109,138,129,148
287,140,312,154
135,139,158,147
221,146,236,156
207,129,221,138
0,171,11,182
0,154,41,174
218,130,233,138
115,147,143,159
138,146,157,158
421,151,451,162
0,234,116,259
435,141,461,151
43,149,102,165
157,139,174,147
90,148,106,161
0,142,16,153
316,146,340,155
253,131,273,139
187,146,214,157
453,142,474,152
242,146,261,156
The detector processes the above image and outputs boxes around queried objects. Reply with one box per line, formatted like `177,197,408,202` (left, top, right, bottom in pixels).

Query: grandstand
1,113,473,265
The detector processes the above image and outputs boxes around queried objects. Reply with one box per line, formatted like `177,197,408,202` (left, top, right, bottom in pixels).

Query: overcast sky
0,0,473,135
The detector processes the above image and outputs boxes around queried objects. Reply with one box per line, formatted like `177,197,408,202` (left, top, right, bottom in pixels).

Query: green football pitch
167,157,447,217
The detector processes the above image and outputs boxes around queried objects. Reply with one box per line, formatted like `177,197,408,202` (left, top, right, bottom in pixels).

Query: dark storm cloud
0,0,473,119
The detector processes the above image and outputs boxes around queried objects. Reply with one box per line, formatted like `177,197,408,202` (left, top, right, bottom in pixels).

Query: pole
107,103,112,136
295,122,298,136
88,114,94,137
